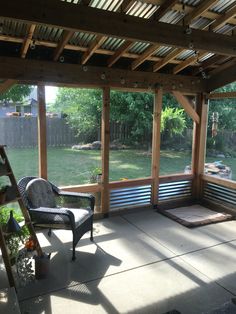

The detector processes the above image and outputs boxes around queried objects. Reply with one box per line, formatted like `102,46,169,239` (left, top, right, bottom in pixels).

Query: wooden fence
0,117,77,148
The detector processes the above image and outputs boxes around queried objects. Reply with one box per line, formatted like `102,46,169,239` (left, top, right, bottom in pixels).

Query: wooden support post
191,93,208,201
101,87,110,215
37,84,47,179
151,88,163,208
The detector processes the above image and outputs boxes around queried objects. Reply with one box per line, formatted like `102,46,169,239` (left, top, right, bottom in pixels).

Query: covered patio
1,209,236,313
0,0,236,313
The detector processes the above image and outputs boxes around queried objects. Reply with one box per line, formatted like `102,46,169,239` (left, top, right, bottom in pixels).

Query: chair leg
48,228,52,237
72,246,76,261
90,222,93,242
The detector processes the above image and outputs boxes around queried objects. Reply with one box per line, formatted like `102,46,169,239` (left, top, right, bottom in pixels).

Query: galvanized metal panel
159,180,192,201
203,182,236,206
110,185,151,209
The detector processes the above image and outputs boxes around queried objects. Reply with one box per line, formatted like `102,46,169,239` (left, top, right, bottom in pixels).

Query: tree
0,84,32,102
52,88,102,142
53,88,188,146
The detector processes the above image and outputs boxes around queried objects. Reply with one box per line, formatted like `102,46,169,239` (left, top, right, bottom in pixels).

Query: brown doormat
159,205,233,228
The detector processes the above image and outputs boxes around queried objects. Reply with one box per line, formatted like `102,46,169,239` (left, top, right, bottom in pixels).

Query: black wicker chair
18,176,95,261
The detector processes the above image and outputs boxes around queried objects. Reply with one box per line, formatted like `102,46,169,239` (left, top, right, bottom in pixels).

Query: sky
45,86,58,103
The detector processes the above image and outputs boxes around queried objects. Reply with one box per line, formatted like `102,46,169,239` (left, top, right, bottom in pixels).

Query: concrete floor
3,208,236,313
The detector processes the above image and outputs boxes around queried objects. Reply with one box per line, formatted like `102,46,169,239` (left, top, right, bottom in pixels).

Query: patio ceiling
0,0,236,92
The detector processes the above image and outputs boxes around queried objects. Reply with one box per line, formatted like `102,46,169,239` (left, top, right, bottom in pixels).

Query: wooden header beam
1,0,236,57
0,56,206,93
206,61,236,92
207,91,236,99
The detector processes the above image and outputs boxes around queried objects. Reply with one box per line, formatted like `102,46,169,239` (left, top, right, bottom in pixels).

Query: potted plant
89,167,102,184
0,207,29,265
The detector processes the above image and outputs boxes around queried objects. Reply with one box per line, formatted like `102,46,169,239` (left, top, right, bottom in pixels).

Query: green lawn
4,147,236,186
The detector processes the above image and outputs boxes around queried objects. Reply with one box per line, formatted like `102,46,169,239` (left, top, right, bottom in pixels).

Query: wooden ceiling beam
153,48,183,72
1,0,235,57
210,5,236,31
0,79,17,94
53,30,74,62
0,56,206,93
81,35,107,65
206,60,236,92
20,24,36,58
131,44,160,70
172,91,200,123
154,0,179,21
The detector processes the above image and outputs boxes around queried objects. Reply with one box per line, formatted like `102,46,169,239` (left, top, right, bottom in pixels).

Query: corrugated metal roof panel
129,42,150,54
69,32,96,47
199,53,214,62
216,24,236,34
211,0,236,13
154,46,173,57
177,49,195,61
101,37,124,51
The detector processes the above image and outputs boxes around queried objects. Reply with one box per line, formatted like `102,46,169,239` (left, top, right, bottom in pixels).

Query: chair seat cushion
30,206,93,229
26,178,56,208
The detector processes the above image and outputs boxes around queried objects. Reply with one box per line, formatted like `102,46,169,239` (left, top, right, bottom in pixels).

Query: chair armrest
29,207,76,228
56,190,95,211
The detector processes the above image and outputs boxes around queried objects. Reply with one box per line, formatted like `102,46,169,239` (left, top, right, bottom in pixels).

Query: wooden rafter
131,44,160,70
173,52,207,75
172,91,200,124
208,58,234,76
21,24,36,58
0,56,206,93
154,0,179,21
192,55,225,75
53,0,90,62
0,79,16,94
107,40,134,67
1,0,235,57
210,5,236,31
184,0,216,25
206,60,236,92
152,0,227,73
153,48,183,72
53,30,74,62
81,35,107,65
172,6,235,75
0,34,185,65
119,0,136,13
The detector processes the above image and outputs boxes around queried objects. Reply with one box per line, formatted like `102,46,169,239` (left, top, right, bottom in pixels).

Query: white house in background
0,87,38,117
0,87,60,118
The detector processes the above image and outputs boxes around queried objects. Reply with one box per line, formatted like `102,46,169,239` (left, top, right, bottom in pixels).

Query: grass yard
5,147,236,186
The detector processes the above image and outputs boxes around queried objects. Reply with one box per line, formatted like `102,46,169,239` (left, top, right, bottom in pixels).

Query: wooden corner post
192,93,208,201
37,84,47,179
101,87,110,215
151,88,163,208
